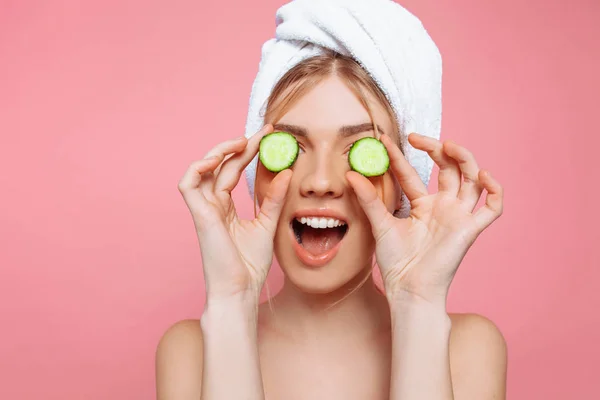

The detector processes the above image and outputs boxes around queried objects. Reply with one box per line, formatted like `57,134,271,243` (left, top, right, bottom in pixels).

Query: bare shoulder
448,313,507,399
155,319,203,400
449,313,507,347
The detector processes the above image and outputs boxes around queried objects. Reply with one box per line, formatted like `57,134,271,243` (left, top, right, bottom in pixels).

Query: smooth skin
157,76,506,399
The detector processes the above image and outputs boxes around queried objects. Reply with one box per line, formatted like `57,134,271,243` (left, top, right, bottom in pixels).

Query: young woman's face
255,75,399,294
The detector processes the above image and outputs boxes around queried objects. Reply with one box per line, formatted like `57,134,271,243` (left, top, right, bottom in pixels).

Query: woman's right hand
178,124,293,304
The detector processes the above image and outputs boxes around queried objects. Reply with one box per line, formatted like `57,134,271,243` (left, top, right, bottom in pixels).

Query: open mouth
291,217,349,257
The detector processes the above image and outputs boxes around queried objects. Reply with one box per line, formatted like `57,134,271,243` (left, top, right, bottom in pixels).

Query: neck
262,269,391,343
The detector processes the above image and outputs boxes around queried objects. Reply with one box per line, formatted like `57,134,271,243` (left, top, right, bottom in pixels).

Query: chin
279,259,365,295
274,228,374,296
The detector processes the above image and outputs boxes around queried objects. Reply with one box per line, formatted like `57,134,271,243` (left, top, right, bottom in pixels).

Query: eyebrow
272,122,385,138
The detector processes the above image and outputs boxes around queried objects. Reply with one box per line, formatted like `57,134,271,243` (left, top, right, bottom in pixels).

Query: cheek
345,215,377,268
381,173,398,212
366,173,398,213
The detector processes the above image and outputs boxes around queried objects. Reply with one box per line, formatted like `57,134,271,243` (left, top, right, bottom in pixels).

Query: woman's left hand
346,133,504,305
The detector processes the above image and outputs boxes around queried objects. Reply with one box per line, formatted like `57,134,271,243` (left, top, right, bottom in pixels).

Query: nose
299,153,345,198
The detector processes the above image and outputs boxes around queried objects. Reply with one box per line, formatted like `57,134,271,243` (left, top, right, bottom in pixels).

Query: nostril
300,176,343,198
305,189,336,198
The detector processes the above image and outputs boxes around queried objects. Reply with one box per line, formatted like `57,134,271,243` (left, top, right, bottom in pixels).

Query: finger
178,157,221,194
199,136,250,196
346,170,395,240
473,170,504,230
214,124,274,194
255,169,293,234
177,157,222,227
408,133,461,196
380,134,428,202
443,140,483,211
204,136,248,160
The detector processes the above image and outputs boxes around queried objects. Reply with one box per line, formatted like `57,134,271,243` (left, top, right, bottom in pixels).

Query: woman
156,2,506,399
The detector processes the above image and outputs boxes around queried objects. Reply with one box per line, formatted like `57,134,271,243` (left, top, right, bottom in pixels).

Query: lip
289,227,345,268
289,208,349,268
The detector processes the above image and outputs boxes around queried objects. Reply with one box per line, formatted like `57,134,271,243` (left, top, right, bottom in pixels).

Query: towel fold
243,0,442,218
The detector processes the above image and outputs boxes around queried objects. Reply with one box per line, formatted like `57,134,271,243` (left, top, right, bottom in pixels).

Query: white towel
243,0,442,218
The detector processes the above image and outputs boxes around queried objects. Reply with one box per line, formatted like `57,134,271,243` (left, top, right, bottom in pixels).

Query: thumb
346,171,394,240
256,169,293,234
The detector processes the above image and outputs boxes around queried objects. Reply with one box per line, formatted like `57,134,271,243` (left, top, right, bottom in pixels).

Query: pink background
1,0,598,398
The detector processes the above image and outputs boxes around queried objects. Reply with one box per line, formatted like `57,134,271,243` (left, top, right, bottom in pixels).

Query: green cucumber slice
259,131,299,172
348,137,390,177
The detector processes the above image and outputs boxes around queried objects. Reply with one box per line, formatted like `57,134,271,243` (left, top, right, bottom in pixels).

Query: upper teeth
297,217,346,229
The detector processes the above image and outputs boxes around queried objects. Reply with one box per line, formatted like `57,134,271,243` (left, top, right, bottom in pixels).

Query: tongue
300,226,344,256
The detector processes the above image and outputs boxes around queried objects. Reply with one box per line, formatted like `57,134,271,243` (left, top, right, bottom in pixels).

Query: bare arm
158,125,291,399
388,295,507,400
345,133,506,399
155,296,265,400
388,296,454,400
199,296,264,400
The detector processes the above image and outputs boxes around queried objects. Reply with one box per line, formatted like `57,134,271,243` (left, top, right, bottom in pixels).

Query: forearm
388,294,454,400
200,295,264,400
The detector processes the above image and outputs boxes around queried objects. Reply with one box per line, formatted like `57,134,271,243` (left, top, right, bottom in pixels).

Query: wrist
385,282,449,309
202,292,260,330
387,290,450,326
205,288,261,311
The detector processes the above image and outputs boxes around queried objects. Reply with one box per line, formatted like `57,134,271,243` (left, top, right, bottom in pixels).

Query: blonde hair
257,50,402,308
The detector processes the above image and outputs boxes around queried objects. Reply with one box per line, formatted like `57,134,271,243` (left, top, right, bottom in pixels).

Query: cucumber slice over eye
348,137,390,177
259,131,299,172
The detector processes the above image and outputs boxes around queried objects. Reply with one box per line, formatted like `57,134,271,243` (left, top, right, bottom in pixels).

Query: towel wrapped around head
243,0,442,218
